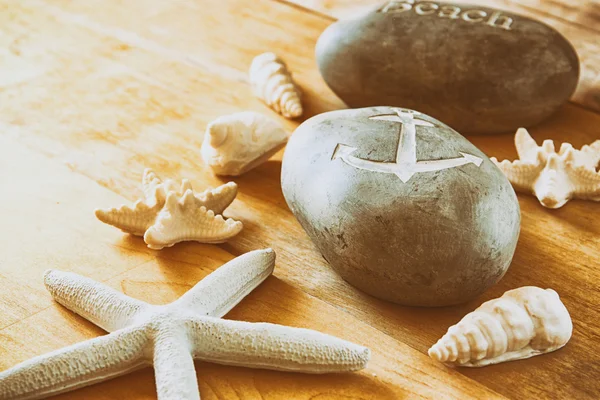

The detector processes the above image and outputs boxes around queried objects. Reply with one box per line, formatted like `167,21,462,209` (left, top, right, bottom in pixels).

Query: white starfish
491,128,600,208
0,249,370,400
95,169,243,249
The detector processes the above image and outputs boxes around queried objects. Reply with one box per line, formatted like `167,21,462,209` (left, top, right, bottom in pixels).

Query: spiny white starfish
491,128,600,208
0,249,370,400
95,169,243,249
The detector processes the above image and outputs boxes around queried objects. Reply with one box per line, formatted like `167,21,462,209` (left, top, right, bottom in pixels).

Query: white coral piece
491,128,600,208
249,52,303,118
201,111,288,176
429,286,572,367
0,249,371,400
95,169,241,249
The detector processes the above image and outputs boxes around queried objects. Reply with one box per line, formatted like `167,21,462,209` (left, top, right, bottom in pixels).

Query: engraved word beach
379,0,515,30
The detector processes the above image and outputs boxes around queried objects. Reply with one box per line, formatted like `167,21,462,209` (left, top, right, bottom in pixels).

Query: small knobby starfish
95,169,243,249
0,249,370,400
491,128,600,208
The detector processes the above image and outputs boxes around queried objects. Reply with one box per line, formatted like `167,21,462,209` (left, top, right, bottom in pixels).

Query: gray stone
281,107,520,306
315,0,579,135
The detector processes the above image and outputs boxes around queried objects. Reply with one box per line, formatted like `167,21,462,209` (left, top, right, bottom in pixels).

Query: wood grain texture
0,136,501,399
0,0,598,399
290,0,600,112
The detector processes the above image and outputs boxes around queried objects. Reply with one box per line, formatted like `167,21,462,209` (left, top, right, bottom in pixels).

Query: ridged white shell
201,111,288,176
249,52,303,118
492,128,600,208
429,286,572,367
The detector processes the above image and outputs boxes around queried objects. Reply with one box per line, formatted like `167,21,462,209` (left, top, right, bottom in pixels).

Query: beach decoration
429,286,572,367
315,1,579,134
0,249,370,400
281,107,520,306
492,128,600,208
249,52,303,119
201,111,288,176
95,169,242,249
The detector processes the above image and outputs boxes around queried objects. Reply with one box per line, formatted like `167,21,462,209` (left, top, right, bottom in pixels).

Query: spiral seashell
249,52,303,119
201,111,288,176
428,286,572,367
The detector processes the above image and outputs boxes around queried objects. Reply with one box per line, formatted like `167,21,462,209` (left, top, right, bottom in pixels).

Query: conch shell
429,286,572,367
249,52,303,118
201,111,288,176
492,128,600,208
95,169,242,249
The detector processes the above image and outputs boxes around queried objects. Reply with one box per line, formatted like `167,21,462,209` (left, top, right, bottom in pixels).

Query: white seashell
249,52,303,118
429,286,572,367
491,128,600,208
201,111,289,176
95,169,241,249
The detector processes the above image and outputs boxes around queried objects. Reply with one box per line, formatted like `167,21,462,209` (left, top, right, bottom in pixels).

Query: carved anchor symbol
331,109,483,182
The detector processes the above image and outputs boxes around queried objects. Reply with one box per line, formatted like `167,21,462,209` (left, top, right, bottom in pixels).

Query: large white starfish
492,128,600,208
95,169,243,249
0,249,370,400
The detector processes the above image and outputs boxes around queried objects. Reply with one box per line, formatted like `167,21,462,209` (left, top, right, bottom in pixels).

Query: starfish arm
142,168,163,199
514,128,540,162
0,327,149,400
491,158,543,193
576,140,600,170
194,182,238,214
95,199,161,236
44,270,149,332
174,248,275,318
152,330,200,400
190,317,370,374
567,164,600,200
143,191,243,250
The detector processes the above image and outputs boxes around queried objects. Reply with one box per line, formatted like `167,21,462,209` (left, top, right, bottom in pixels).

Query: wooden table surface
1,0,599,398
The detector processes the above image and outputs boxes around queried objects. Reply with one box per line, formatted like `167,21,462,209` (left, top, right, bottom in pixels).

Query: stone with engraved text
316,0,579,134
281,107,520,306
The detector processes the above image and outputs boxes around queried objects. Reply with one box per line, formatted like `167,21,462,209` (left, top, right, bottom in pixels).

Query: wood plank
0,0,598,398
288,0,600,112
496,0,600,29
288,0,600,24
0,136,501,399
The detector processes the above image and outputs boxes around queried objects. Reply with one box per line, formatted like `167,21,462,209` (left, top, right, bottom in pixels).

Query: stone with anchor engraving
316,0,579,135
281,107,520,306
